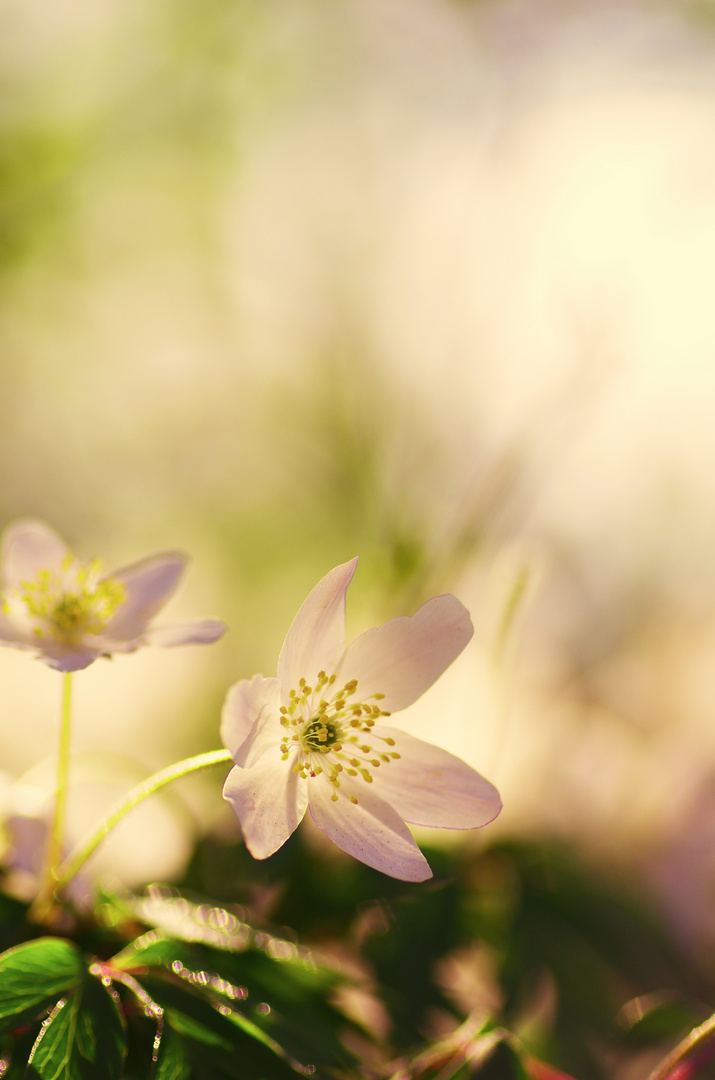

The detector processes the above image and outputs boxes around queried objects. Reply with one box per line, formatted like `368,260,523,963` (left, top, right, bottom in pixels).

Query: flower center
278,671,400,804
301,716,343,751
13,557,126,645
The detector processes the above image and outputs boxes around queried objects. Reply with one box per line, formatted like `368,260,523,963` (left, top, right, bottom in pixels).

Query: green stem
41,673,74,903
30,673,74,922
56,748,233,893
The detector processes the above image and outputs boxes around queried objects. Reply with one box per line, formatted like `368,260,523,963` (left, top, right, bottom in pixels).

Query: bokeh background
3,0,715,1072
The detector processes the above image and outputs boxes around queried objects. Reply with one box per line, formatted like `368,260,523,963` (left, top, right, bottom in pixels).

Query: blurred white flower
221,558,501,881
0,779,90,906
0,519,226,672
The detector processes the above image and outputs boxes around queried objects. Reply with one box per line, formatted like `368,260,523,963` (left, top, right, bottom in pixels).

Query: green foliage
460,841,704,1078
26,973,125,1080
0,937,82,1033
153,1024,192,1080
0,891,360,1080
113,928,351,1071
182,830,715,1079
0,836,712,1079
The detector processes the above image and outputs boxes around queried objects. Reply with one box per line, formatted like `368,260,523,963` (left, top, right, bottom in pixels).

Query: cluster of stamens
279,671,401,804
7,555,126,644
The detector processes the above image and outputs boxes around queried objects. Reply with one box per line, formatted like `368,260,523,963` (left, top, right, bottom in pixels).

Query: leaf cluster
0,833,713,1080
0,895,362,1080
180,830,715,1079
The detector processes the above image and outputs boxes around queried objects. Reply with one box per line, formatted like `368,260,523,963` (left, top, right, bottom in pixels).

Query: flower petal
339,594,473,713
0,612,35,647
223,758,308,860
1,520,70,590
308,776,433,881
37,643,102,672
141,619,226,648
277,558,358,694
101,553,187,640
220,675,282,765
369,727,502,829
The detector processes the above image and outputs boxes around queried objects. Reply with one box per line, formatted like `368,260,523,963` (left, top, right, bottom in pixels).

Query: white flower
0,519,226,672
221,558,501,882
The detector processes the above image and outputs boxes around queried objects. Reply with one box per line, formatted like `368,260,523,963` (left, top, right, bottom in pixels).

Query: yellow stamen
279,674,398,796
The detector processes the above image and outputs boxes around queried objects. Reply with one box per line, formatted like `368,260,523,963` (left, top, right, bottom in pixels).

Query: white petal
277,558,358,696
223,758,308,860
339,594,473,713
220,675,282,765
308,776,432,881
369,727,502,829
0,612,35,647
89,636,139,655
101,553,187,639
141,619,226,648
1,520,70,590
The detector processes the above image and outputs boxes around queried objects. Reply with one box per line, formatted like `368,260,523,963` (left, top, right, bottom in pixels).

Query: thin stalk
56,748,233,893
35,673,73,915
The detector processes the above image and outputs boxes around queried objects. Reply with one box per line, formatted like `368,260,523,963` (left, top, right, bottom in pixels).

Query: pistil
279,672,400,803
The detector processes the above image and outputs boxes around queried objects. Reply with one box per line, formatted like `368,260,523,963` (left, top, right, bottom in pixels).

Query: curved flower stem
647,1012,715,1080
33,673,74,917
55,748,233,894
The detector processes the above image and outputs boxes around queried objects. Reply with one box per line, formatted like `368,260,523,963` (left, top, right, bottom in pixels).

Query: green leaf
154,1024,193,1080
141,974,308,1080
0,938,81,1034
26,997,78,1079
163,1008,233,1052
111,931,355,1069
111,933,181,972
25,971,125,1080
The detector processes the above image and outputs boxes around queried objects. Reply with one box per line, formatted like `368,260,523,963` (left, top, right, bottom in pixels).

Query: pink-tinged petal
369,727,502,829
1,520,70,590
101,553,187,640
339,594,474,713
277,558,358,696
220,675,282,765
308,776,432,881
141,619,226,648
39,644,102,672
223,758,308,860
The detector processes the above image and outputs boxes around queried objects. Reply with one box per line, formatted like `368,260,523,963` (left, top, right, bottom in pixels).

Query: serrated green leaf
141,975,307,1080
78,974,125,1079
111,932,184,973
0,938,81,1034
25,972,126,1080
110,932,355,1069
154,1024,193,1080
26,996,78,1080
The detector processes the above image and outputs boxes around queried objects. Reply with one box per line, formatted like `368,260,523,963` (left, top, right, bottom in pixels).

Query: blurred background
3,0,715,1073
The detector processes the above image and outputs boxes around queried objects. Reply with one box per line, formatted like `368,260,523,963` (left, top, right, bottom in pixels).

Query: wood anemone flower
0,519,226,673
221,558,501,882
